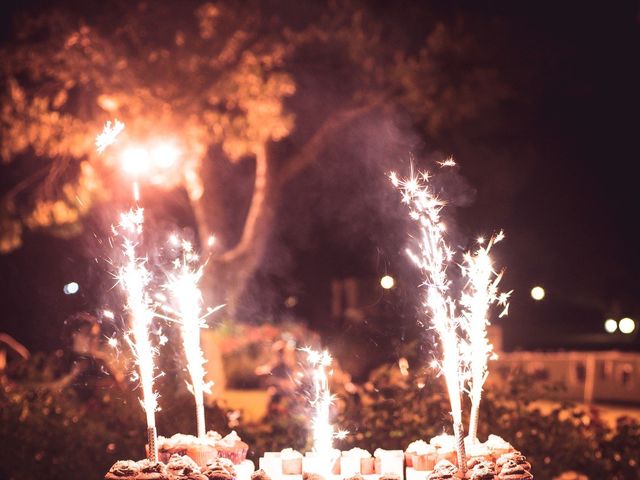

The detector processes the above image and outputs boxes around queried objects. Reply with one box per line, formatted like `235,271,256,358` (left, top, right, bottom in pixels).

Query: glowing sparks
392,168,467,469
115,208,159,458
165,238,214,438
437,157,457,168
302,347,344,467
96,119,125,154
460,232,511,441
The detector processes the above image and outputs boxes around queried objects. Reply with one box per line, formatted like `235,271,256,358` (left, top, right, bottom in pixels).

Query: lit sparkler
165,239,215,439
390,169,467,472
460,232,511,442
115,208,160,462
302,348,345,473
96,119,125,154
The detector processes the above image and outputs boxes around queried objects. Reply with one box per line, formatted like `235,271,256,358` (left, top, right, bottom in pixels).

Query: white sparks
460,231,511,440
96,119,125,154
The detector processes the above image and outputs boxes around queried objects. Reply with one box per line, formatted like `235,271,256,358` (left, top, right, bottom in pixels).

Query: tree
0,0,509,315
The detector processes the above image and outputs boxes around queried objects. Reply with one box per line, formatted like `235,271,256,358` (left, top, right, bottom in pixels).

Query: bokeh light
63,282,79,295
619,317,636,335
380,275,395,290
604,318,618,333
530,286,545,301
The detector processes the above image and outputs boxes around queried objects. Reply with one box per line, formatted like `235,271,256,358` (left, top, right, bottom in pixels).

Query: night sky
1,1,639,356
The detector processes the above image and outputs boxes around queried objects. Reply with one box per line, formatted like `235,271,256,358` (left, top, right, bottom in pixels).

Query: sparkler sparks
115,208,160,461
165,238,214,439
461,232,511,442
96,119,125,154
391,168,467,471
302,347,344,470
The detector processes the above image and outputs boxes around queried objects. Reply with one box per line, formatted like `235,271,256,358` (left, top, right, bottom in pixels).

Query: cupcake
302,473,325,480
345,475,365,480
157,434,191,463
426,460,458,480
167,455,201,477
485,436,514,461
216,431,249,464
341,448,374,476
468,461,497,480
430,434,457,466
251,470,272,480
105,460,141,480
373,449,404,477
497,460,533,480
137,460,170,480
203,458,236,480
281,448,303,475
409,441,437,471
496,453,530,472
379,475,401,480
465,442,492,468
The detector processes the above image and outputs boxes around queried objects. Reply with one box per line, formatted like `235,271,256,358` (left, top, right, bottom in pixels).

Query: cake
137,460,171,480
203,458,237,480
484,436,514,461
467,460,497,480
105,460,141,480
496,460,533,480
495,453,531,473
156,433,218,467
429,435,457,465
426,460,458,480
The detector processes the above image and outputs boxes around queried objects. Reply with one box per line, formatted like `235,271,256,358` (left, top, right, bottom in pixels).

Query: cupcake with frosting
342,448,374,475
156,433,219,467
408,440,437,471
105,460,141,480
496,453,530,473
430,434,457,465
373,449,404,476
167,455,201,476
426,460,458,480
467,461,497,480
203,458,237,480
281,448,303,474
485,436,513,461
137,459,171,480
216,431,248,464
496,460,533,480
251,470,272,480
465,441,493,468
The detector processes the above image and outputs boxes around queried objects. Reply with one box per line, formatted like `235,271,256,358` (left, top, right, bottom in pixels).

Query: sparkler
116,208,160,462
302,348,346,475
165,239,214,439
460,233,511,442
98,120,159,461
390,169,467,473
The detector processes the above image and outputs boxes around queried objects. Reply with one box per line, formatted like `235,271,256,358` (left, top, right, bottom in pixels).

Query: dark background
1,0,639,358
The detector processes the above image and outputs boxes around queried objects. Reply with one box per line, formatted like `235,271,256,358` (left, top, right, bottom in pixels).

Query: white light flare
302,347,343,473
391,168,467,471
115,208,159,460
460,232,511,442
96,119,125,154
166,239,211,439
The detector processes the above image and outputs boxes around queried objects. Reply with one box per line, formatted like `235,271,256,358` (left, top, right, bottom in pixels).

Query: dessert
408,441,436,471
374,449,404,478
380,475,401,480
137,460,170,480
251,470,271,480
341,448,375,476
430,435,457,466
281,448,303,475
426,460,458,480
495,453,530,472
156,433,218,467
105,460,141,480
496,460,533,480
484,436,513,461
203,458,237,480
302,473,325,480
465,441,492,467
167,455,201,477
467,461,497,480
216,431,249,464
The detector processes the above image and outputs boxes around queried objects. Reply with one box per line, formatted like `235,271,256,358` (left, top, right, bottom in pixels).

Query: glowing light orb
604,318,618,333
380,275,395,290
151,142,180,168
121,146,152,176
63,282,79,295
619,317,636,335
531,286,545,301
